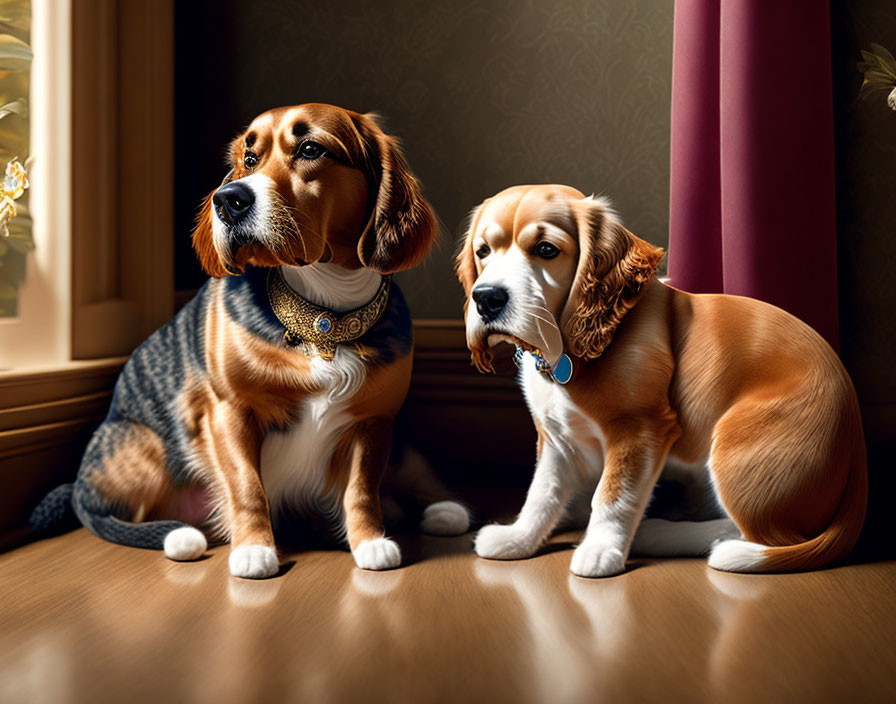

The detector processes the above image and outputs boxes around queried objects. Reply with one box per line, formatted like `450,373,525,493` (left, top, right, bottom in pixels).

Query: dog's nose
213,182,255,225
472,284,509,322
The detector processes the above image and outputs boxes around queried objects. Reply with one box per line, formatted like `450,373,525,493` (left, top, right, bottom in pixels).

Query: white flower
889,87,896,111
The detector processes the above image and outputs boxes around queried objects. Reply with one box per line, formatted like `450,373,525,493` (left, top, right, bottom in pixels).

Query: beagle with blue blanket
30,104,469,578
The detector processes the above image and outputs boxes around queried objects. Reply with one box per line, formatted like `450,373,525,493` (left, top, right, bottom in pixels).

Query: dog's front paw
475,523,538,560
420,501,470,536
570,541,626,578
353,537,401,570
229,545,279,579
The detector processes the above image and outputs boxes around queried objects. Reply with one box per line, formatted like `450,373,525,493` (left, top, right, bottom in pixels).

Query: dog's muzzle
213,181,255,226
471,284,509,323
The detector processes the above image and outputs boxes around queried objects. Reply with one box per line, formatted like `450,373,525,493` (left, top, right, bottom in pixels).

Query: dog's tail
385,445,472,536
27,483,81,536
68,481,207,559
708,441,868,573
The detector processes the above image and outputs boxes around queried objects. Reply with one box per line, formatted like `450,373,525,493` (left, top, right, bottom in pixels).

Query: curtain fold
668,0,839,349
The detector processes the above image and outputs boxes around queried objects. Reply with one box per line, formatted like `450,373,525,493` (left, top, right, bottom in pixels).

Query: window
0,0,32,319
0,0,69,369
0,0,174,370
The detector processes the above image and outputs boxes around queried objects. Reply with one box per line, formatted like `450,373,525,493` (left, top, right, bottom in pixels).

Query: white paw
229,545,279,579
353,537,401,570
163,526,207,561
570,541,626,578
420,501,470,536
474,523,538,560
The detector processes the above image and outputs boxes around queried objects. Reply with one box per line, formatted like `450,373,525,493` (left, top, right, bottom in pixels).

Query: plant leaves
0,98,25,120
871,43,896,76
0,33,30,70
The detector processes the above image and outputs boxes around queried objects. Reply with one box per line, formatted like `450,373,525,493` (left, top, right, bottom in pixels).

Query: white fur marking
281,262,382,312
229,544,279,579
475,523,541,559
163,527,207,561
261,347,366,525
212,173,279,253
632,518,741,557
570,542,626,578
473,369,606,562
475,440,582,560
465,247,565,367
420,501,470,536
571,454,661,578
708,539,767,573
570,498,634,578
520,357,605,474
353,537,401,570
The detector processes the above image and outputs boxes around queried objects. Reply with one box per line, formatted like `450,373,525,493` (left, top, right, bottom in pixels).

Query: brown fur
192,194,225,277
560,206,665,360
459,185,867,573
86,104,442,571
355,118,438,273
191,104,437,276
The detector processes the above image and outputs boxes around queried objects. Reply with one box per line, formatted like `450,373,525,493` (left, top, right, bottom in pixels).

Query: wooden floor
2,527,895,704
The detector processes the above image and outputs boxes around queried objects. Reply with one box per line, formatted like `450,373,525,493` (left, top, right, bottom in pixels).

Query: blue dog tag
551,354,573,385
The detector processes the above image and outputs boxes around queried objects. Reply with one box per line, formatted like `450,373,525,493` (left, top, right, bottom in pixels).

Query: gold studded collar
267,268,391,361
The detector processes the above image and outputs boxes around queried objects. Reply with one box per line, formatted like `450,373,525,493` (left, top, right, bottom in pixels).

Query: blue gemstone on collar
551,354,573,385
317,316,332,333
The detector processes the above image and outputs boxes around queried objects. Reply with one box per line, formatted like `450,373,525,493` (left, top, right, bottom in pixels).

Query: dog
29,103,469,578
456,184,866,576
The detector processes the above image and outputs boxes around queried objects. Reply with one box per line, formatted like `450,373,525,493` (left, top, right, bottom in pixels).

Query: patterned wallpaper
831,0,896,408
174,0,674,318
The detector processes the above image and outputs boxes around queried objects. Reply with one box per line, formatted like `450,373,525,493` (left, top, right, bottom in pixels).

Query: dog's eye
297,141,326,160
243,151,258,169
476,244,491,259
534,241,560,259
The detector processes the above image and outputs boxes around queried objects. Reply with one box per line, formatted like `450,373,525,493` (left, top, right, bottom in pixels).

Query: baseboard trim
3,316,892,544
0,321,525,533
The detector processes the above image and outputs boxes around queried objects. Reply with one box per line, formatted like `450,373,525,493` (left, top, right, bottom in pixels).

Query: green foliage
0,0,29,317
858,43,896,100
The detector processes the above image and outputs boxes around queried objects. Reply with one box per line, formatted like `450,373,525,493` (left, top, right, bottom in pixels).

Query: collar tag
551,354,573,385
514,347,573,385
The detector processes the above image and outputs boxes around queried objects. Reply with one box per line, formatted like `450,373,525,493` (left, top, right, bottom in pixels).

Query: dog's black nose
213,182,255,225
472,284,509,322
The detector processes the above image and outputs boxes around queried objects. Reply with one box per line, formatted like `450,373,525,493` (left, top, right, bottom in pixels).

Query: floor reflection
1,529,893,704
475,559,601,704
0,630,71,704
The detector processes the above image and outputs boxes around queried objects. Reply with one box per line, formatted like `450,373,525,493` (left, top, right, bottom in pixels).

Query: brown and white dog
30,104,469,578
456,184,866,576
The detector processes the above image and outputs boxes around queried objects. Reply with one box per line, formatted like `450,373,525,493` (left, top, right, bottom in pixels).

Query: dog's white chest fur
260,343,366,519
519,355,604,481
259,263,377,520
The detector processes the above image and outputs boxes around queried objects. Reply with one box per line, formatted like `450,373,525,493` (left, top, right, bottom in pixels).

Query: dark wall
173,1,894,550
174,0,674,317
831,1,896,556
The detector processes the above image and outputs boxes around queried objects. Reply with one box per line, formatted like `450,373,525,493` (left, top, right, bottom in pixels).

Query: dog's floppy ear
192,191,228,278
560,198,665,359
354,114,438,274
455,202,485,300
191,170,234,278
455,202,494,373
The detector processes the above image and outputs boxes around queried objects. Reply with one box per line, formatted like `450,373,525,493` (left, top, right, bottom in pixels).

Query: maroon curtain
668,0,839,349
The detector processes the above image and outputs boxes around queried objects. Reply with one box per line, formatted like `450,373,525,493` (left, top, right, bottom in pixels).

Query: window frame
0,0,174,370
0,0,72,369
